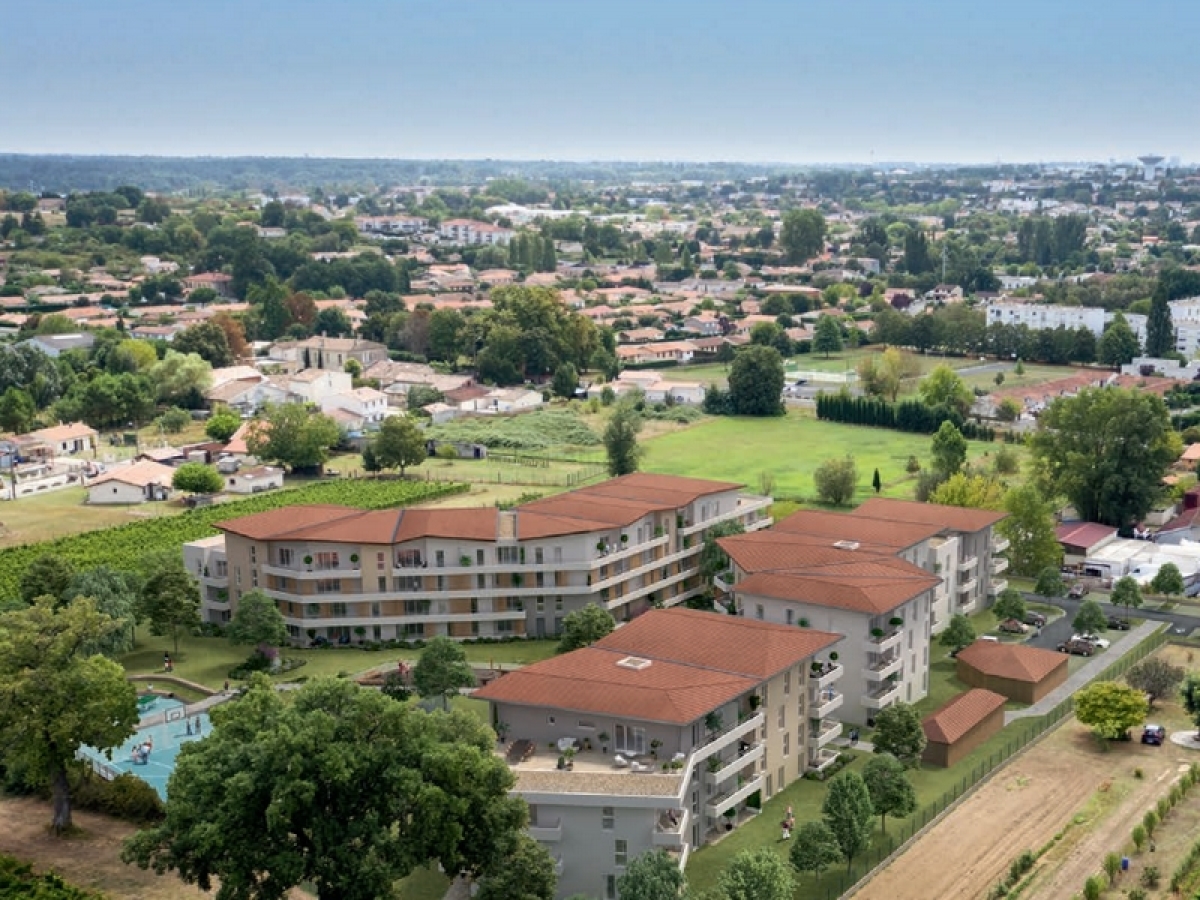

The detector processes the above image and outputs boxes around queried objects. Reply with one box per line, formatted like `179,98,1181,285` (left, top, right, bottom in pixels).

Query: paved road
1025,593,1200,648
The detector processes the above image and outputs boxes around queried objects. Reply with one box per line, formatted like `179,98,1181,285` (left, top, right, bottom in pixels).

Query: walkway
1004,619,1162,724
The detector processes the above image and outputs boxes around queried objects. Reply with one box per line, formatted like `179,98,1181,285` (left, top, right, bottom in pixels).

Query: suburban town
5,3,1200,900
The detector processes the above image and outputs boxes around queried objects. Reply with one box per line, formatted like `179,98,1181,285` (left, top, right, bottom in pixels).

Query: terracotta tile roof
216,505,361,540
955,641,1067,683
216,505,499,544
852,497,1006,534
922,689,1007,744
1055,521,1117,550
89,459,176,489
31,422,97,443
771,509,943,550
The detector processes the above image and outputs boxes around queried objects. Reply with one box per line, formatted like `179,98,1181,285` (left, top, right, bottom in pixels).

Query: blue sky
3,0,1198,163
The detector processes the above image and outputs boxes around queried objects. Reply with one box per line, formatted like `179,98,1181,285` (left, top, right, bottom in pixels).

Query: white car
1073,633,1111,650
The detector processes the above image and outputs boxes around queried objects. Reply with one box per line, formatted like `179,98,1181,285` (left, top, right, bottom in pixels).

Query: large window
315,579,342,594
278,549,293,567
316,551,340,570
614,840,628,866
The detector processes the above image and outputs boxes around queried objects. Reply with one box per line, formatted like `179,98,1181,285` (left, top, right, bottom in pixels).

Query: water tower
1139,155,1165,181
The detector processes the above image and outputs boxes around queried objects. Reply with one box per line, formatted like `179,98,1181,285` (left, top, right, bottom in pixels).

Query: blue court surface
79,697,212,799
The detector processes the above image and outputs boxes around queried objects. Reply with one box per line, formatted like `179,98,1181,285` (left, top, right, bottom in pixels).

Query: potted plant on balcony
829,652,838,663
563,747,576,770
723,808,736,831
353,626,366,644
707,756,722,775
304,555,313,571
650,738,663,760
704,711,724,739
748,693,761,711
350,554,360,568
460,555,471,567
799,617,809,628
889,616,904,628
598,731,610,754
620,533,629,544
871,627,885,638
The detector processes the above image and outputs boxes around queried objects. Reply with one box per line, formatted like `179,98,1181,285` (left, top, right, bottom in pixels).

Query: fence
823,625,1170,900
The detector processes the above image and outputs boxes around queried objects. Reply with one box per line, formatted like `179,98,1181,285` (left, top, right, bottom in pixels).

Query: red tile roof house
474,608,844,896
921,689,1007,768
954,641,1068,704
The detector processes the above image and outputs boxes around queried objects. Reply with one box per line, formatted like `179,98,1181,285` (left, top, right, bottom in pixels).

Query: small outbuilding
224,465,284,495
921,688,1008,768
955,641,1069,705
87,459,175,505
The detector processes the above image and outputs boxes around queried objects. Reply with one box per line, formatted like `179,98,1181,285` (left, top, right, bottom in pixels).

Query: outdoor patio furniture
506,739,535,765
557,737,577,753
613,754,629,768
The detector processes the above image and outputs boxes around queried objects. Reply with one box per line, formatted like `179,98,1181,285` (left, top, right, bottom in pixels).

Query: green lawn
120,630,559,691
659,350,979,390
641,411,1020,502
396,866,451,900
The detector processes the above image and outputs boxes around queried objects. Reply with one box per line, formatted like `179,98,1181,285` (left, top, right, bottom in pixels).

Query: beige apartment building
183,474,771,643
474,608,844,899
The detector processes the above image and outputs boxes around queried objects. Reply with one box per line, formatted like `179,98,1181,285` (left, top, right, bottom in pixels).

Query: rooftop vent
616,656,652,671
833,540,860,551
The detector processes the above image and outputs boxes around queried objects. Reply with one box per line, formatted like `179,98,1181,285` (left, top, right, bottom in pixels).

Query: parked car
1073,633,1111,649
1142,724,1167,746
1068,582,1089,599
1024,611,1047,628
1057,639,1095,656
998,618,1029,634
1107,617,1131,631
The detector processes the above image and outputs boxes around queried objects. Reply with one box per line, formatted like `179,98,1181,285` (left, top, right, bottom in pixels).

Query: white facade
320,387,389,423
985,301,1106,335
288,370,353,405
224,466,285,495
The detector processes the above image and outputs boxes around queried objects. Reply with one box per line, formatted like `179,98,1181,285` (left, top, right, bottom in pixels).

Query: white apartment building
183,474,772,642
984,301,1106,335
438,218,514,246
475,608,844,899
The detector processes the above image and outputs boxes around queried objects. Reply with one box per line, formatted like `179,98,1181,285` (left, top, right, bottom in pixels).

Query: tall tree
717,847,796,900
813,456,858,506
991,588,1027,624
1074,681,1149,741
62,566,140,657
789,820,842,880
1072,599,1107,635
1110,575,1144,612
870,703,926,767
1030,387,1178,529
813,315,843,358
372,415,427,476
728,345,785,417
172,321,234,368
172,462,224,494
474,834,557,900
1126,657,1184,709
929,421,968,477
205,409,243,443
822,771,875,870
123,677,527,899
938,614,976,654
1150,563,1184,597
616,849,688,900
0,386,36,433
779,209,827,264
558,603,616,653
1144,291,1176,358
998,485,1062,577
0,597,138,833
138,558,202,656
1183,673,1200,735
412,636,475,709
227,590,288,657
1097,313,1140,368
862,753,918,832
552,362,579,399
928,472,1004,509
247,403,342,474
1034,566,1066,597
20,553,76,606
603,403,644,477
918,364,973,418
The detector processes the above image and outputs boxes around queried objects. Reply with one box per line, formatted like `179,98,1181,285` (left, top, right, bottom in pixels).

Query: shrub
71,771,164,824
1082,875,1103,900
1143,809,1158,836
1157,797,1170,820
0,855,105,900
1132,824,1147,851
1141,865,1159,888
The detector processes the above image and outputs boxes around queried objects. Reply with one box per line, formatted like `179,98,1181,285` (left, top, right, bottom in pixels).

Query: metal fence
821,627,1170,900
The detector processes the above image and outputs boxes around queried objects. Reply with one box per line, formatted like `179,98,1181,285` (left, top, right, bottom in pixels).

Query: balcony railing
808,748,841,773
992,557,1009,575
809,719,842,750
992,536,1010,553
810,663,842,691
811,689,844,719
705,773,766,819
863,682,902,710
652,808,689,848
863,629,902,654
693,711,765,762
958,555,978,572
988,578,1009,596
863,655,902,682
958,578,978,595
706,742,764,785
527,817,562,842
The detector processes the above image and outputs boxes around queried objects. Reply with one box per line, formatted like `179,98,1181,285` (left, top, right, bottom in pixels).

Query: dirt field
857,647,1200,900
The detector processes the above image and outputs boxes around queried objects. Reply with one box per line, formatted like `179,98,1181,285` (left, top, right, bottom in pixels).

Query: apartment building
438,218,514,246
474,608,844,899
717,501,1008,725
984,300,1106,335
183,474,772,643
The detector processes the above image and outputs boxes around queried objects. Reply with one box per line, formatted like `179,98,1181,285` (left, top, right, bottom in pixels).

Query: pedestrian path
1004,619,1163,724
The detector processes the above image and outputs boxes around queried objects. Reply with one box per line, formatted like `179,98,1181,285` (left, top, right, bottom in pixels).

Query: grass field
0,486,183,548
641,410,1021,502
658,350,987,390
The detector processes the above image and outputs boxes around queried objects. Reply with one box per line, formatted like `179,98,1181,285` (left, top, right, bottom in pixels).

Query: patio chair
612,754,630,768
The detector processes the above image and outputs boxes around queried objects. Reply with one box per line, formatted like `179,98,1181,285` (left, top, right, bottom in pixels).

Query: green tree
247,403,342,474
1098,313,1141,368
474,833,557,900
1145,292,1176,359
938,613,976,654
862,753,918,832
138,558,201,656
172,321,234,368
1074,681,1149,740
822,771,875,869
122,677,526,900
427,308,467,363
996,397,1023,422
615,849,687,900
558,603,616,653
1181,672,1200,734
61,566,140,657
813,315,843,358
871,703,926,767
1150,563,1184,597
314,307,353,339
1072,599,1107,635
372,415,427,476
930,421,968,477
552,362,579,399
603,403,644,477
156,407,193,434
728,345,785,416
205,409,242,443
872,468,882,493
813,455,858,506
227,590,288,655
1126,657,1185,709
0,386,36,433
789,820,842,879
19,553,76,606
151,351,214,407
0,597,138,833
1111,575,1144,613
718,846,796,900
172,462,223,494
998,485,1063,577
780,209,827,264
992,588,1027,624
412,636,475,709
1034,565,1066,598
919,365,973,418
928,472,1004,509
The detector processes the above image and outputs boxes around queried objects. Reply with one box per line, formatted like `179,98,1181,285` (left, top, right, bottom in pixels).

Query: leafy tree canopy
1074,680,1148,740
558,603,616,653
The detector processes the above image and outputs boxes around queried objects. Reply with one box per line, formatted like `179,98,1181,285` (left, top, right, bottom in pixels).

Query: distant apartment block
438,218,514,246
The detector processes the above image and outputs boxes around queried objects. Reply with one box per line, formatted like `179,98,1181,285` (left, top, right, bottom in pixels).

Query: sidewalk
1004,619,1162,724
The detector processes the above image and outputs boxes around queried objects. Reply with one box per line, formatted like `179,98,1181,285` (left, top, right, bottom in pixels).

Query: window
471,621,480,636
497,547,519,564
250,547,257,563
605,876,616,900
435,550,445,567
331,603,347,617
601,807,614,830
536,597,545,612
437,575,446,591
377,552,384,566
535,547,544,565
316,579,342,594
477,573,486,589
555,596,563,611
403,599,430,616
510,597,523,612
784,670,791,695
778,705,785,729
785,609,794,626
279,549,293,567
783,733,790,757
397,550,422,568
756,604,764,620
316,551,340,570
215,561,227,577
496,620,514,634
547,716,556,725
395,576,421,592
554,546,562,563
373,625,382,640
615,840,628,866
377,576,386,592
305,604,321,619
476,549,485,565
536,571,545,588
371,602,381,618
402,623,423,637
470,598,479,614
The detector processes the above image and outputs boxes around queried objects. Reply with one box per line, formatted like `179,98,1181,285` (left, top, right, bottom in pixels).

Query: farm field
640,410,1020,501
0,485,182,548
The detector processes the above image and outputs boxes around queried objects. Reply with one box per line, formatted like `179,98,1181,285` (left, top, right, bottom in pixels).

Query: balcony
706,773,766,819
713,572,733,594
992,557,1009,575
988,578,1009,596
810,663,842,692
992,535,1010,553
693,711,765,761
652,808,690,848
527,817,562,842
808,748,841,773
863,681,902,710
262,563,361,581
811,689,844,719
809,719,843,750
863,629,902,654
706,742,764,785
863,654,902,682
958,578,978,596
958,555,978,573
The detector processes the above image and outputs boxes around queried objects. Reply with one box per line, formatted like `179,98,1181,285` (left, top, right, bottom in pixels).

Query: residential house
28,422,98,456
182,473,773,640
607,371,705,405
288,370,353,405
183,272,235,299
615,341,697,367
319,387,389,424
480,387,544,414
22,333,96,358
224,465,285,495
474,608,845,898
292,336,387,372
87,460,175,505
